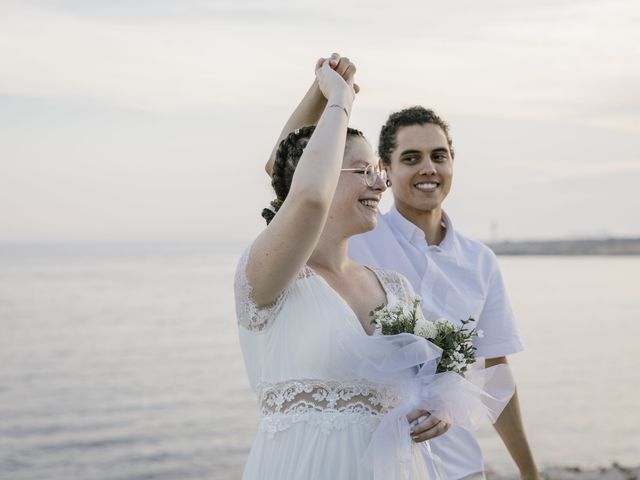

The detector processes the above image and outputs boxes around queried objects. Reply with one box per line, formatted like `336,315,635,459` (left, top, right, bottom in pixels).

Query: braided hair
262,125,365,225
378,106,454,165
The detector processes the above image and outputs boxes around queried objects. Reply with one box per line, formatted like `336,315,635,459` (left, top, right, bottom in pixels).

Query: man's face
386,123,453,215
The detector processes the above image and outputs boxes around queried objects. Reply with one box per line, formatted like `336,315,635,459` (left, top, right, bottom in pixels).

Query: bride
234,55,440,479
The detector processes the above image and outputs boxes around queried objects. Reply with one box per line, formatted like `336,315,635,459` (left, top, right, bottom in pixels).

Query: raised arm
265,53,359,177
247,59,357,308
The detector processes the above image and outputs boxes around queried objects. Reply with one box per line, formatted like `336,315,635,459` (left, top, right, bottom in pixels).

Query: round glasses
340,164,387,187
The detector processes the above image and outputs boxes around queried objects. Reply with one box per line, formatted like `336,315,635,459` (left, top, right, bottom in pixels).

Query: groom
348,105,539,480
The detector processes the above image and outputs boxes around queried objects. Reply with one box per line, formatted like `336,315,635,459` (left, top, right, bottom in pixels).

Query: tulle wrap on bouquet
337,331,515,480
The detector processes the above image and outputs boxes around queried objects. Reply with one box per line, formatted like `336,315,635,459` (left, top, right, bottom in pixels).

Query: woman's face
386,123,453,217
327,136,387,237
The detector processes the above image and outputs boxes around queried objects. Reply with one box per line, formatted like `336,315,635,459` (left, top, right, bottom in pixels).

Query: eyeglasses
341,164,387,187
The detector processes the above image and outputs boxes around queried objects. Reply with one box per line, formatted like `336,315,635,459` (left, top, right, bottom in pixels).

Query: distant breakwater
489,238,640,255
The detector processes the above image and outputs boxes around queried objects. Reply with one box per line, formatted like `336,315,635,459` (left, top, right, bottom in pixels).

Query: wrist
519,463,539,479
327,104,349,119
520,473,540,480
326,99,353,118
327,89,354,109
308,80,327,102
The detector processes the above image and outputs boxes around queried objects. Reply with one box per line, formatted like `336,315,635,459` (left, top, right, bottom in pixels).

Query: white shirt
349,205,524,479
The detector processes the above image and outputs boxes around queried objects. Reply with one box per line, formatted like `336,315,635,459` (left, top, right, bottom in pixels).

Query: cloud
1,1,639,241
1,0,638,128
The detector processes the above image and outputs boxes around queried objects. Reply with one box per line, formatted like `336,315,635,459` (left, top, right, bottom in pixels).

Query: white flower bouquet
338,296,515,479
369,296,482,376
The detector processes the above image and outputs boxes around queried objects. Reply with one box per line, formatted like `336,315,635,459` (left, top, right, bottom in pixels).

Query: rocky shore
487,464,640,480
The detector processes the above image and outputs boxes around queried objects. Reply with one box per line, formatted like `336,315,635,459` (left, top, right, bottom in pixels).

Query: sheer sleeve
373,268,428,322
233,245,290,332
372,268,414,304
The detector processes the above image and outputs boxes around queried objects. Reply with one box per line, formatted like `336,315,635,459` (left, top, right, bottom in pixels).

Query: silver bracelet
328,104,349,118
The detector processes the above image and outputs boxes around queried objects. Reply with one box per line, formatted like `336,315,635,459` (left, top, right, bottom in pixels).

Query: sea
1,241,639,480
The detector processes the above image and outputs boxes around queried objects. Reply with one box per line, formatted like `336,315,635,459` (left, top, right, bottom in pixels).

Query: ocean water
0,243,639,480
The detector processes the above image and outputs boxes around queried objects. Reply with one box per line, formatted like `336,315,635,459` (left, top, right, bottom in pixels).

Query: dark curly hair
378,106,454,165
262,125,365,225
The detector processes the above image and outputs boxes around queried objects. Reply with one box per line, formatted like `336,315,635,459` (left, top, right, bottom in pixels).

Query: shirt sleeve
472,259,524,359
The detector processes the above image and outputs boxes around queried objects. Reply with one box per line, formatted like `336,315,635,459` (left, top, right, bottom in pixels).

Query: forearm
288,90,352,204
265,80,327,176
486,357,538,478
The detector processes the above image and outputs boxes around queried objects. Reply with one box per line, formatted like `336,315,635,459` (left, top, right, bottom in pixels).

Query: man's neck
396,204,446,245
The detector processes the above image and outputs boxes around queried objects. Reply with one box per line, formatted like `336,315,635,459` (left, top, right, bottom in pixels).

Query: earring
386,179,392,187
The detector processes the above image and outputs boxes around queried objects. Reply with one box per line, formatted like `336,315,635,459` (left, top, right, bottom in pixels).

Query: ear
379,160,393,186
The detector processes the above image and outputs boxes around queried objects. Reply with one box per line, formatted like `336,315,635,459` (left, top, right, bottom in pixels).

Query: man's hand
315,56,356,104
264,52,360,177
316,53,361,94
406,409,451,443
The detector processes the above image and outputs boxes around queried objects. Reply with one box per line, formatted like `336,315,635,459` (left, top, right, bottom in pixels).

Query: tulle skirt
242,418,429,480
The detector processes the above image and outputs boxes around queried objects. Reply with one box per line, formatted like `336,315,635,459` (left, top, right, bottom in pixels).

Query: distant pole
490,220,498,243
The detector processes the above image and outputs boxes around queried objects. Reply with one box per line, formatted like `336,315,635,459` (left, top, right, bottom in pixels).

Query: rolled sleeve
473,262,524,359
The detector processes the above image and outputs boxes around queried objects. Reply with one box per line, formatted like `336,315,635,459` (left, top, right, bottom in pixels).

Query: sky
1,0,639,243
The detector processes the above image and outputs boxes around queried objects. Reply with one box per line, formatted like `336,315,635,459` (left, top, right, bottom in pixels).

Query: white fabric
349,205,524,480
336,331,514,480
234,245,432,479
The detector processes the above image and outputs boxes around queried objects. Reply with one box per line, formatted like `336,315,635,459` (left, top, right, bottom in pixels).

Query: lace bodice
257,379,397,437
234,244,423,436
234,245,417,332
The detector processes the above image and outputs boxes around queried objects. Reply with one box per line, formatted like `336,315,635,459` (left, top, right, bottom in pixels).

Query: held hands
321,53,360,94
314,52,357,106
406,409,451,443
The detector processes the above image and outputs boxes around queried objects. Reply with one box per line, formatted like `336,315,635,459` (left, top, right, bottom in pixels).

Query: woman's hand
264,53,355,177
316,53,361,94
406,409,451,443
315,53,356,105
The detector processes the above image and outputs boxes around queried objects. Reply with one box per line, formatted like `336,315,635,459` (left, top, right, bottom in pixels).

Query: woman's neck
307,232,351,273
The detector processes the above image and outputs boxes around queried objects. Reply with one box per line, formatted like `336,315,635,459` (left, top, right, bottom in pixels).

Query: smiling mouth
414,182,439,192
359,199,379,210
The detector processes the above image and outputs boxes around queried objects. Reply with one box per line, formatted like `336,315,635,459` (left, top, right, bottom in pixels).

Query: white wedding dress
234,245,430,480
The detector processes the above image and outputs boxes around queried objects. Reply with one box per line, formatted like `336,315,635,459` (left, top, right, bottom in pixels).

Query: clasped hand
314,53,358,104
406,409,451,443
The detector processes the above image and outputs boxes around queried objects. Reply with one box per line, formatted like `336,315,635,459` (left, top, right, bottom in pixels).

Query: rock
486,464,640,480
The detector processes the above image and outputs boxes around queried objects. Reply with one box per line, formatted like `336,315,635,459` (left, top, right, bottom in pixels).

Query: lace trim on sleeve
234,246,290,332
371,268,428,323
369,268,414,305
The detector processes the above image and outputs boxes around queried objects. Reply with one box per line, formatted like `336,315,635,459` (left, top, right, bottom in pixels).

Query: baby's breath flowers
369,297,422,335
429,317,478,375
414,318,437,339
369,296,479,376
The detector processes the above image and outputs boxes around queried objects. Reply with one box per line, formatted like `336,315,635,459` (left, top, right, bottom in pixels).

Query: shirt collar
387,204,461,262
